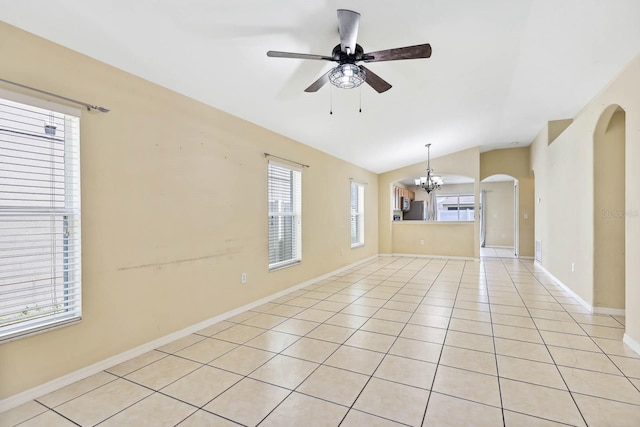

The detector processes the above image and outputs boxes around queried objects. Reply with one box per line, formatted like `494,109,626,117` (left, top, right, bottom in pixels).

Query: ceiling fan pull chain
359,86,362,113
329,84,333,115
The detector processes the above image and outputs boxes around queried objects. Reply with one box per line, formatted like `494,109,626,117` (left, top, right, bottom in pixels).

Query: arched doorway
593,105,626,314
480,174,518,258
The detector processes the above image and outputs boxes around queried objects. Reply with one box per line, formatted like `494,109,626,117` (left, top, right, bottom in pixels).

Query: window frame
350,181,365,248
0,89,82,342
267,160,302,270
435,193,475,222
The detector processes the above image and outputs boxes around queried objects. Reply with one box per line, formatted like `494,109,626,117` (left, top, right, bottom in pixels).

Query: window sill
269,260,301,272
351,243,364,249
1,317,82,345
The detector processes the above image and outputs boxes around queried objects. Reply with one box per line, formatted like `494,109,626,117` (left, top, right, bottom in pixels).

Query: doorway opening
480,174,519,258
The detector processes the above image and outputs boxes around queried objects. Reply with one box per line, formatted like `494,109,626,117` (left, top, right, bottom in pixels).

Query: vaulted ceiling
2,0,639,172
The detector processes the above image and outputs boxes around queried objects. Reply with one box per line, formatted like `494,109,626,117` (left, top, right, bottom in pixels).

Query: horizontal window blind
268,161,301,270
350,182,364,247
0,96,81,341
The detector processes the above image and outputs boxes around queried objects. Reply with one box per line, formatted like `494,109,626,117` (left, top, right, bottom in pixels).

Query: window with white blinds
0,95,81,342
350,181,364,247
268,161,301,270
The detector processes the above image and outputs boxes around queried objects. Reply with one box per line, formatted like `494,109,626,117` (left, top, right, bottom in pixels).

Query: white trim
0,255,378,413
383,253,477,261
593,307,626,316
623,333,640,357
534,261,593,312
518,256,535,260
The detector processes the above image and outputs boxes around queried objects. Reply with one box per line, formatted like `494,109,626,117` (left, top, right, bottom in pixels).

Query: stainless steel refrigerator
403,200,427,220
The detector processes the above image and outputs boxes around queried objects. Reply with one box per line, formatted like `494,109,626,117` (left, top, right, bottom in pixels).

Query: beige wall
481,181,515,247
480,147,535,257
392,223,475,257
0,23,378,399
530,122,595,306
530,53,640,345
594,108,625,309
378,148,481,258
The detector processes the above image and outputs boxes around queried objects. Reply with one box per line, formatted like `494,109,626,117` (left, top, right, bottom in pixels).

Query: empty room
1,1,640,426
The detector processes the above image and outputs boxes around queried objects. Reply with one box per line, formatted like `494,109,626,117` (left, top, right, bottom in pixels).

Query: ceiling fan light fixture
328,63,366,89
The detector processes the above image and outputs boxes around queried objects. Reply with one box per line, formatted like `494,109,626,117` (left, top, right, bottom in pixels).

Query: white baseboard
518,256,535,260
0,255,378,413
593,307,626,316
383,253,477,261
534,261,593,313
623,334,640,357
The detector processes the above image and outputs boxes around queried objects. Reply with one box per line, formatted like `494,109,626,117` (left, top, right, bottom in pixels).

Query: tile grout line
419,258,465,427
521,260,640,398
57,258,393,427
482,258,507,427
504,257,589,426
252,256,413,426
334,256,440,426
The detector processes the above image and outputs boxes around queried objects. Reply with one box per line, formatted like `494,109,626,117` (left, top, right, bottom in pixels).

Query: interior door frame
513,180,519,257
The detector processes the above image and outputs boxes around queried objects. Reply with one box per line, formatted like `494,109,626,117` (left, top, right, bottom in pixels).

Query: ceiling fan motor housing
332,44,367,63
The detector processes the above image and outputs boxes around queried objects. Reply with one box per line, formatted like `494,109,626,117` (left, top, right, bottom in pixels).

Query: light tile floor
480,247,517,259
3,256,640,426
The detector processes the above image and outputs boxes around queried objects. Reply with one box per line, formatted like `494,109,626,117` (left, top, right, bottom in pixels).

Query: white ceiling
2,1,639,173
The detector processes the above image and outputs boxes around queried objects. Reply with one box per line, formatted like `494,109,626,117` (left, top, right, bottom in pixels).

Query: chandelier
415,143,443,193
328,63,366,89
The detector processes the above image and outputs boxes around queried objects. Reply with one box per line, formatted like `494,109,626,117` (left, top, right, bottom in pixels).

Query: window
268,161,301,269
436,194,475,221
350,181,364,247
0,94,81,342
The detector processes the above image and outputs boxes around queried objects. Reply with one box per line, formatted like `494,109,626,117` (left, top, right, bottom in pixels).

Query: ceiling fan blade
360,65,392,93
267,51,335,61
337,9,360,54
304,69,332,92
363,43,432,62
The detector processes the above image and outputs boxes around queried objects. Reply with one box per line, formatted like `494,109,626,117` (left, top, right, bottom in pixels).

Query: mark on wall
118,239,244,271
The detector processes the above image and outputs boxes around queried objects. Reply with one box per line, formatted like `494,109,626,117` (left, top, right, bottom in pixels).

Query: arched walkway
593,105,626,313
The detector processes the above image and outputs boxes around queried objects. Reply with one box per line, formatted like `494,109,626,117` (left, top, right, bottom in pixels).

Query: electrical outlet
571,263,575,272
241,272,247,284
420,239,425,245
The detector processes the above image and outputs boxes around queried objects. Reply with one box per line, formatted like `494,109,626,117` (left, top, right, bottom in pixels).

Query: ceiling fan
266,9,431,93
